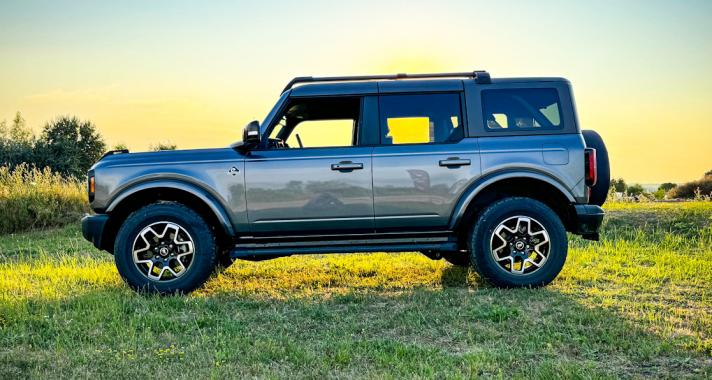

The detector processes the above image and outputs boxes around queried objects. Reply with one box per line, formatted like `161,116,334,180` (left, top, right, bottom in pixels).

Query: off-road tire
469,197,567,287
114,202,218,294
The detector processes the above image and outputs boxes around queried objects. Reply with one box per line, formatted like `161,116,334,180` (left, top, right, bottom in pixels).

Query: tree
34,116,106,178
9,112,32,143
705,169,712,177
658,182,676,192
626,183,644,196
611,178,627,193
149,142,177,151
112,143,129,151
0,112,35,167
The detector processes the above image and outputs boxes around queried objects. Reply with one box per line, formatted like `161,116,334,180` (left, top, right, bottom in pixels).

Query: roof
284,71,569,96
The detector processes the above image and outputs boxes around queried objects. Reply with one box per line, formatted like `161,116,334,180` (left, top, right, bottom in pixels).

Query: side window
268,97,360,148
286,120,354,148
378,93,463,145
482,88,562,131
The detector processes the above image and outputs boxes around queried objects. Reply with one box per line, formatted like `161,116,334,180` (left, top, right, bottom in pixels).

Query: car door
244,96,375,235
372,92,481,231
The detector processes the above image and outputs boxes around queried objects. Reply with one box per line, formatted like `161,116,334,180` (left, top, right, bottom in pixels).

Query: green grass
0,165,88,234
1,202,711,379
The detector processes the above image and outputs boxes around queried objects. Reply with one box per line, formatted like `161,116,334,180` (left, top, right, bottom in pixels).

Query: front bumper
81,214,109,250
571,204,605,241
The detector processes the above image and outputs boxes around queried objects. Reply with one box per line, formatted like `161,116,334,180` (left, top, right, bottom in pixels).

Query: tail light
584,148,597,187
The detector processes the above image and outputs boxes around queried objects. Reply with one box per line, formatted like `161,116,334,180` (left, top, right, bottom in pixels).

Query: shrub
669,175,712,199
0,164,89,234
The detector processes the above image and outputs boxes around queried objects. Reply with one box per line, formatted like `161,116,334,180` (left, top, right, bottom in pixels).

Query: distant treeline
611,170,712,200
0,111,177,179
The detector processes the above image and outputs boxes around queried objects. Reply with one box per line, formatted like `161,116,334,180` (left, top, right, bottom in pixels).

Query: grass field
1,202,711,379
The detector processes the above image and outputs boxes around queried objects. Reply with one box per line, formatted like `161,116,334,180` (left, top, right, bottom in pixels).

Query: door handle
331,161,364,171
439,157,471,167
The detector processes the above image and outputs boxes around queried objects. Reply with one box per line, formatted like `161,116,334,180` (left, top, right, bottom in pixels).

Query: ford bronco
81,70,609,294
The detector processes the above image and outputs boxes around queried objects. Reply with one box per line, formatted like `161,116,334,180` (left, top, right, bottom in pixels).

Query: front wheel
114,202,218,294
469,197,568,288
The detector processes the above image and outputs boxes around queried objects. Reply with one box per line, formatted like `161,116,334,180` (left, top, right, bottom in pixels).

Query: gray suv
82,70,608,294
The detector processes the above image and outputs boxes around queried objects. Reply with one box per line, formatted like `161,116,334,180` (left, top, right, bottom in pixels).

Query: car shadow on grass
1,262,709,379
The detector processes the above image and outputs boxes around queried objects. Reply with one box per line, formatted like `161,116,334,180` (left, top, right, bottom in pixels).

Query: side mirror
243,120,261,144
232,120,261,151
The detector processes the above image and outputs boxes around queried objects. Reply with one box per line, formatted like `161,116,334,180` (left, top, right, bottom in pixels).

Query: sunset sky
1,0,710,183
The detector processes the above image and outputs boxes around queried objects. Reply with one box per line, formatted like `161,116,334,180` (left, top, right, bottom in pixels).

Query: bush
0,164,89,234
669,176,712,199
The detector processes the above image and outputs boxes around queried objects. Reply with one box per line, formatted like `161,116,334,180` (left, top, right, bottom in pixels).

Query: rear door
372,91,481,231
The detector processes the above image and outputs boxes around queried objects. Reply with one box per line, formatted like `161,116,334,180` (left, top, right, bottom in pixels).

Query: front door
244,96,375,235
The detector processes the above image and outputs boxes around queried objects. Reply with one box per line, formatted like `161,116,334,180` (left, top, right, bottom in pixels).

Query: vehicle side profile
81,70,609,294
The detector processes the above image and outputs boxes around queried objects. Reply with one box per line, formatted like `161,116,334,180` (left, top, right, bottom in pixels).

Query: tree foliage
0,112,106,179
149,142,177,151
34,116,106,178
610,178,627,193
112,143,129,151
626,183,644,196
0,112,35,167
669,176,712,199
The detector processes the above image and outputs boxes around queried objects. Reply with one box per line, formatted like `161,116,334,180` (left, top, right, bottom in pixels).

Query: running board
230,237,458,258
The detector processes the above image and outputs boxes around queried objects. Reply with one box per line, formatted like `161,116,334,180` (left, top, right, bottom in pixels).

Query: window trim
376,91,466,147
258,95,368,151
481,87,564,133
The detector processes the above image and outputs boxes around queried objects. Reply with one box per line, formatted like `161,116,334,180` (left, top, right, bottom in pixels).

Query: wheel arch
101,181,235,253
449,171,576,237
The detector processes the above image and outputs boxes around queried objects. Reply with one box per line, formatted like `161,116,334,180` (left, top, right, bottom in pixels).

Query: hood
90,147,242,170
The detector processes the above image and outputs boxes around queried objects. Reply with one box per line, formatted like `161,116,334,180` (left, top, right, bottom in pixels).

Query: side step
229,236,459,258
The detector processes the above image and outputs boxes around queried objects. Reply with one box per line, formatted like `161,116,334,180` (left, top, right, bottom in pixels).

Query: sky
0,0,710,183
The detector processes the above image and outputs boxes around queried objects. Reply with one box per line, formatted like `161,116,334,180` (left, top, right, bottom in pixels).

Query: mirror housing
232,120,261,151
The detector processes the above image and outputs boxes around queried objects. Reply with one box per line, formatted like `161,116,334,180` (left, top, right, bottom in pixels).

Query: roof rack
281,70,491,93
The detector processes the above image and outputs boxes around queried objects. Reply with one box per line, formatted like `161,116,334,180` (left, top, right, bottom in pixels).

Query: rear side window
482,88,562,131
378,93,463,145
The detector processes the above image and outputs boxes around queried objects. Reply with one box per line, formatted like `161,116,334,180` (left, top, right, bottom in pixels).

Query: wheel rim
489,215,550,276
132,221,195,282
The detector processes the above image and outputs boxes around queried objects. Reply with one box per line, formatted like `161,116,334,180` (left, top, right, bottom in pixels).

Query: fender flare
448,170,576,229
106,179,236,236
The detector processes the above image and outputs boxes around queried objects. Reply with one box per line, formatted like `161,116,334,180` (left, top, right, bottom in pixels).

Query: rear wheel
114,202,218,294
469,197,567,287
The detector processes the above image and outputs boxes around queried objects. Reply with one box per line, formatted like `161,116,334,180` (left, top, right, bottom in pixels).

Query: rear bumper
571,204,605,240
81,214,109,250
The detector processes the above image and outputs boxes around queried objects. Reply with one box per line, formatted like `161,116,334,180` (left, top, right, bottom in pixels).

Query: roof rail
281,70,491,93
